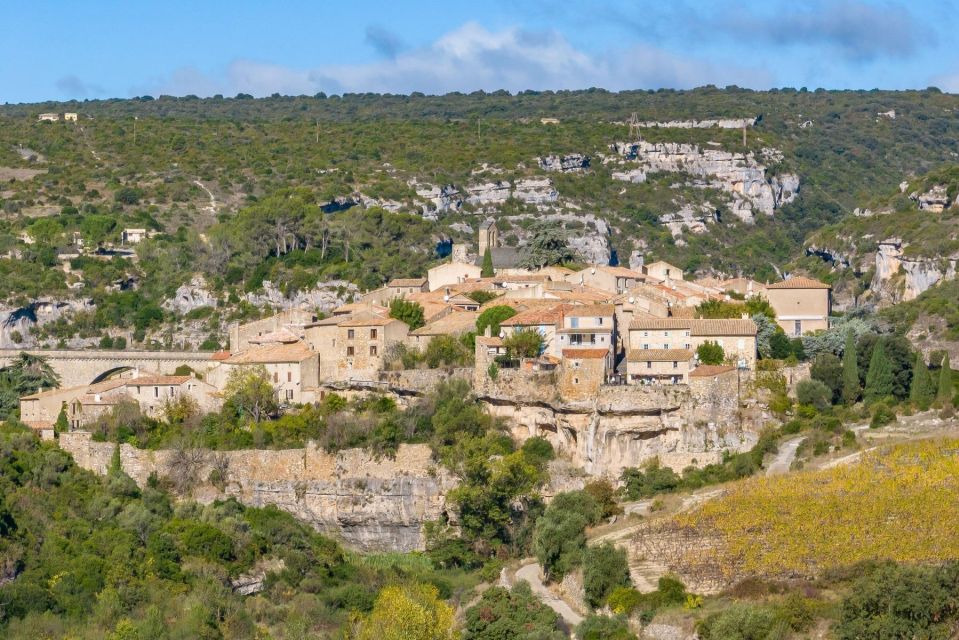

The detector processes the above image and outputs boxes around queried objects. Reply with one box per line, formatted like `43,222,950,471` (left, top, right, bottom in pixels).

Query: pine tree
841,330,860,405
910,352,933,409
938,353,954,405
480,246,494,277
864,340,894,403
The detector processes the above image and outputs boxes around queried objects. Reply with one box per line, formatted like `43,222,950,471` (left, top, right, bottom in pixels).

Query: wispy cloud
142,21,770,98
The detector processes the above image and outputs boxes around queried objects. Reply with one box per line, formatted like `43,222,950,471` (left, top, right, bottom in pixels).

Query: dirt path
514,562,584,628
766,436,805,476
194,180,218,215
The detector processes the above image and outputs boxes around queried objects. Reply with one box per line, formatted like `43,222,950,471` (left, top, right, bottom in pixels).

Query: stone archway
90,366,135,384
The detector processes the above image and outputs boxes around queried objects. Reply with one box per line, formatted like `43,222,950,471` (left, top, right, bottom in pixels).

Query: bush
796,379,833,411
696,340,725,365
582,544,631,609
869,402,895,428
575,614,637,640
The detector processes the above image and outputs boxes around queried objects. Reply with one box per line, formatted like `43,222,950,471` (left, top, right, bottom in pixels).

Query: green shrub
869,402,895,428
582,544,631,609
797,379,833,411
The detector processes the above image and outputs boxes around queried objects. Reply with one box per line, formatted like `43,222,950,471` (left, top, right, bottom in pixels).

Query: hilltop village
19,220,830,475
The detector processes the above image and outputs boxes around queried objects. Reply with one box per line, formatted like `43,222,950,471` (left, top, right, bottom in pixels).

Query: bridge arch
90,366,136,384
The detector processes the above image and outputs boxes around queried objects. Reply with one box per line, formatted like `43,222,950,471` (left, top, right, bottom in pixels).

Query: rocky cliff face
163,275,217,314
871,237,959,304
244,280,358,313
475,370,757,478
608,141,799,219
0,298,93,348
538,154,590,172
59,432,456,552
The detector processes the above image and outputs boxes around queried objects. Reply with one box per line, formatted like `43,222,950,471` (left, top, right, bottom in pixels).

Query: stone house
334,313,409,380
64,112,78,122
626,348,695,385
628,317,758,369
20,385,88,436
407,311,478,350
499,304,570,357
386,278,429,298
66,373,222,428
121,228,148,245
220,341,319,403
764,276,832,336
644,260,684,282
559,349,610,400
556,304,616,363
566,265,648,295
719,277,767,298
229,309,317,352
37,113,59,122
427,261,483,291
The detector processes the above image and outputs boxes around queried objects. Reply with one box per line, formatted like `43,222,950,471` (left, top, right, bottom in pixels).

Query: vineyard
633,439,959,589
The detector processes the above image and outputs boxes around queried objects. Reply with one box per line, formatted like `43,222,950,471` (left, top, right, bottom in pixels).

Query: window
370,328,378,339
570,317,579,329
664,331,670,337
684,343,691,350
286,389,293,400
598,317,604,325
347,329,355,339
154,387,159,398
287,371,292,382
273,372,278,383
737,338,745,350
370,345,378,356
573,361,581,368
347,346,354,356
642,343,649,350
794,320,802,336
643,331,649,337
673,361,678,369
573,377,579,384
646,361,652,369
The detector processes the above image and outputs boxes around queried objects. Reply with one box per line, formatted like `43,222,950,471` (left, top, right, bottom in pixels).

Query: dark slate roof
474,247,525,269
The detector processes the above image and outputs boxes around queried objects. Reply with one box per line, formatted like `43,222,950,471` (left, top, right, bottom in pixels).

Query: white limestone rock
538,153,590,172
245,280,359,313
163,275,217,314
513,177,558,204
0,298,94,348
465,181,511,206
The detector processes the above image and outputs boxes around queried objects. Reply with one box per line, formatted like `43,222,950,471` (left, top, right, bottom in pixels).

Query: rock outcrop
59,432,456,552
414,183,462,217
513,178,559,204
465,181,512,206
870,237,959,303
660,204,719,239
634,118,757,129
910,185,951,212
245,280,358,313
0,298,93,348
609,141,799,218
163,275,217,314
538,154,590,172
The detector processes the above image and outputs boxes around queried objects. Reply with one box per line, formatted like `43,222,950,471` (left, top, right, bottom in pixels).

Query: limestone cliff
58,432,455,552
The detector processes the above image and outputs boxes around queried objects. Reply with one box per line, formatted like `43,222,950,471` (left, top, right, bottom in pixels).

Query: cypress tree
864,340,894,403
841,330,860,405
938,353,954,404
54,405,68,434
481,247,494,277
909,352,933,409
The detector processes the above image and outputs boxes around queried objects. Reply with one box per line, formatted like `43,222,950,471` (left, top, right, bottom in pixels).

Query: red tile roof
690,364,736,377
565,303,616,317
562,348,610,359
627,349,695,362
628,317,757,336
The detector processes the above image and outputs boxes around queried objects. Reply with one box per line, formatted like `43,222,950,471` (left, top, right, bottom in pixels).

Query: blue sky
3,0,959,103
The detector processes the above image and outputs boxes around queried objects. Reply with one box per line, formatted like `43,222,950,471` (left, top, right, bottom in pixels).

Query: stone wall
59,432,456,552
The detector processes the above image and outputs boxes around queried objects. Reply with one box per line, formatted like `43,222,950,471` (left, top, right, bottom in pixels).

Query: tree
910,352,934,409
770,331,793,359
503,329,544,359
864,340,894,403
938,353,954,405
464,582,564,640
582,544,632,609
224,365,278,423
54,405,68,433
355,583,457,640
389,298,425,330
842,330,860,405
519,222,577,270
533,491,602,581
423,334,471,368
475,305,516,337
696,340,725,365
480,246,494,277
753,313,778,359
797,379,832,411
811,353,843,404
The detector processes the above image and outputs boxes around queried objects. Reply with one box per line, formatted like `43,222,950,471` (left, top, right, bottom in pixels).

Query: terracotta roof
501,304,570,327
476,336,505,347
212,350,232,361
225,341,315,364
387,278,427,288
492,274,550,283
332,302,389,315
562,348,610,359
690,364,736,377
122,375,193,386
645,260,681,270
565,303,616,317
628,317,757,336
596,265,646,278
628,349,695,362
766,276,830,290
23,420,53,431
669,307,697,318
411,311,479,336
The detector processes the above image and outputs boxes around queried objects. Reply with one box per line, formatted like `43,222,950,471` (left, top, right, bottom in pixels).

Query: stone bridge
0,349,218,388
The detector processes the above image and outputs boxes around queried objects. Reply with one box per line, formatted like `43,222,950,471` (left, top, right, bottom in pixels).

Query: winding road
514,562,584,627
765,436,806,476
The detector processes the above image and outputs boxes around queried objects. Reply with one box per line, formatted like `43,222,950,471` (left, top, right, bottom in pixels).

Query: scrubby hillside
3,88,959,349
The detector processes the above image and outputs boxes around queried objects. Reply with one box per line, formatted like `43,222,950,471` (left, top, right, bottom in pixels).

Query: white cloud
142,22,771,98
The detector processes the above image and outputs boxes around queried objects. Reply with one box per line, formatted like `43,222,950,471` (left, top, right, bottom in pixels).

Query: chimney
484,325,492,338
